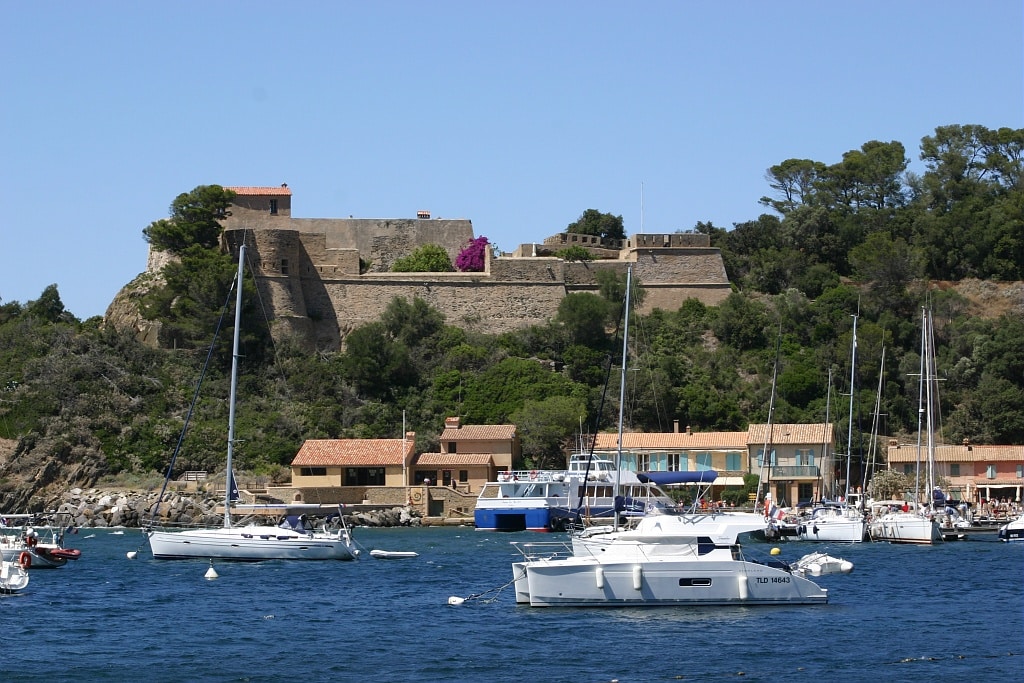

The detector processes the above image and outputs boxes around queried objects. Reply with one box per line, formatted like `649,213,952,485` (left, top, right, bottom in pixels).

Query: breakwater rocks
40,488,422,529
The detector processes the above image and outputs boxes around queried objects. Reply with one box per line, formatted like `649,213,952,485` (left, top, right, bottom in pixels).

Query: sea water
3,526,1021,682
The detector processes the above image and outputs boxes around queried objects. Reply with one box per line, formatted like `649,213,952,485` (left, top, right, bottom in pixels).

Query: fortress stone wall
164,188,733,349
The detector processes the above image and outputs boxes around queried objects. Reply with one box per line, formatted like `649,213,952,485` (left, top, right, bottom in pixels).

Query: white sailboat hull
797,512,867,543
869,513,943,544
147,525,356,561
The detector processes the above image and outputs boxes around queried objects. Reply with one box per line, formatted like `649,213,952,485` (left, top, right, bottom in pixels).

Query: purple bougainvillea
456,236,489,272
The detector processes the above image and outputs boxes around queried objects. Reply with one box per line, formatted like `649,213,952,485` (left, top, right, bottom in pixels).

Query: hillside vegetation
1,124,1022,511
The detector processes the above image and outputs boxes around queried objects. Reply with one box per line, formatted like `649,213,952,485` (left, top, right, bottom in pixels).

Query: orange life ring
18,551,31,569
529,470,538,481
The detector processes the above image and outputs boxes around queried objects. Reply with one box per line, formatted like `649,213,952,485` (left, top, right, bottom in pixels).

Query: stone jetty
35,488,421,529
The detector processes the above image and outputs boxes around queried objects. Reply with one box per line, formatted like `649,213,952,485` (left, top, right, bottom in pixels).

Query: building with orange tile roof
886,439,1024,503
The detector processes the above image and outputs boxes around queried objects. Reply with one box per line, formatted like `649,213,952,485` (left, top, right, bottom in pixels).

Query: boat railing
495,469,611,483
510,540,574,561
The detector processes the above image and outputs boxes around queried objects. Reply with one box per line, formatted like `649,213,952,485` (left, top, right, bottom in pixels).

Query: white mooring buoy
205,562,219,579
447,596,465,606
126,551,138,560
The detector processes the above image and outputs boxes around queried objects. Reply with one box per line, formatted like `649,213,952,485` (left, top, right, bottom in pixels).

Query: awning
713,477,746,486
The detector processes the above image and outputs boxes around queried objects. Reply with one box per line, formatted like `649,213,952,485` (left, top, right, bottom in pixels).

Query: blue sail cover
637,471,719,486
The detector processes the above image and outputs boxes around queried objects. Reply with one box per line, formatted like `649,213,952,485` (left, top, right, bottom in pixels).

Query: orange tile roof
887,444,1024,463
440,424,517,441
592,431,749,450
415,452,494,466
225,186,293,196
747,423,834,445
291,438,414,466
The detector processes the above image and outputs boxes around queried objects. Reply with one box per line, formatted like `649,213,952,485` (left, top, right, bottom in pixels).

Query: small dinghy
370,549,418,559
791,552,854,577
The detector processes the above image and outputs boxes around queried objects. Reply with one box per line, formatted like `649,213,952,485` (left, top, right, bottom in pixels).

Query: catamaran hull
147,528,355,561
513,558,828,607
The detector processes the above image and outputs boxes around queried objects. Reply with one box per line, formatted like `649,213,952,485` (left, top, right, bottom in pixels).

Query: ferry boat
473,455,676,532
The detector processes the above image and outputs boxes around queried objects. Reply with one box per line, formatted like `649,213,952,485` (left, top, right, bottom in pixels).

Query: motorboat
0,557,30,594
0,523,82,569
145,244,357,562
510,470,848,607
512,508,837,607
998,514,1024,542
473,456,676,532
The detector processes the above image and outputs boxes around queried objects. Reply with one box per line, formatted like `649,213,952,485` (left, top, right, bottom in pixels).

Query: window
346,467,386,486
756,449,776,467
270,199,278,215
448,442,457,454
648,451,669,471
725,452,742,471
798,483,814,501
986,465,996,479
903,464,913,475
459,469,468,483
795,449,815,467
950,463,960,476
280,258,288,275
1017,464,1023,478
619,451,638,471
300,467,326,477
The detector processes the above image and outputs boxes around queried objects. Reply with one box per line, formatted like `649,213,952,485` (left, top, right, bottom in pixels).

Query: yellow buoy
770,547,781,555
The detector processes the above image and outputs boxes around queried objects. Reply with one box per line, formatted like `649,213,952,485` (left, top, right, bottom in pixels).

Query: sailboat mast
914,306,926,506
224,242,246,528
863,345,885,494
924,308,937,508
820,368,832,500
614,265,632,531
844,314,857,501
758,329,781,507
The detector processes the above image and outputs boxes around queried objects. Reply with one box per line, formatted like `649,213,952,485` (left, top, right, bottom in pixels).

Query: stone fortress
143,185,732,349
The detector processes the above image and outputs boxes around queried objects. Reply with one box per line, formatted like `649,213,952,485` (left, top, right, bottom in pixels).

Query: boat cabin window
679,578,712,587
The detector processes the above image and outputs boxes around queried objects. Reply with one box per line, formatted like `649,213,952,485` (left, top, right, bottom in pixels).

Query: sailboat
868,307,943,544
146,243,357,561
798,314,867,543
509,268,847,607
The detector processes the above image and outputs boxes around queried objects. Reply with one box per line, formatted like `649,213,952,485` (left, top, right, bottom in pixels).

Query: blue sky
2,1,1021,319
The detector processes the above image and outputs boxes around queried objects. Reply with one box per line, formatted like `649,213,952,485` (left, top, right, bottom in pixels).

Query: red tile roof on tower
225,185,293,196
291,437,414,466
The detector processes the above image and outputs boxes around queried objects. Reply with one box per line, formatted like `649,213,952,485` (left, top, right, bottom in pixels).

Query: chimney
686,425,692,435
444,416,460,429
673,420,679,433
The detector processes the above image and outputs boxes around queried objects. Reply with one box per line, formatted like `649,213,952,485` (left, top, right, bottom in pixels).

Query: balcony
768,465,819,479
